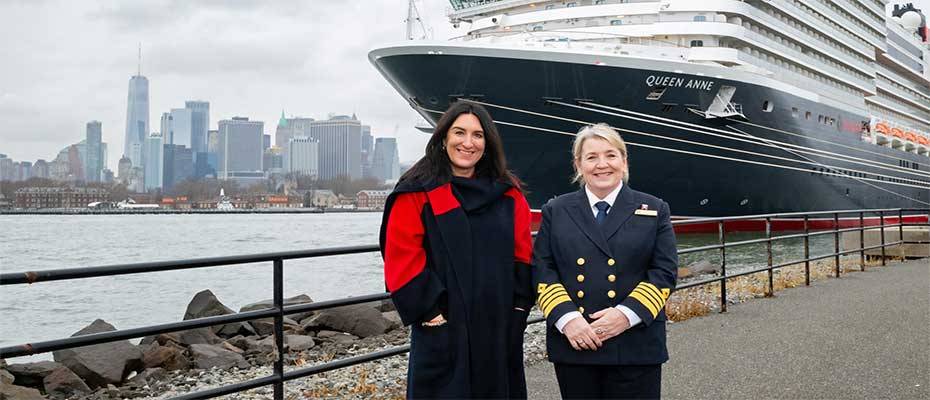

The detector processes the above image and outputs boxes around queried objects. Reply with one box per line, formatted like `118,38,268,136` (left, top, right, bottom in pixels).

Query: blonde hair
571,123,629,184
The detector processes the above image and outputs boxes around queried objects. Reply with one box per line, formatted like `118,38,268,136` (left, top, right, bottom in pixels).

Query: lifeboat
891,128,906,138
874,122,890,134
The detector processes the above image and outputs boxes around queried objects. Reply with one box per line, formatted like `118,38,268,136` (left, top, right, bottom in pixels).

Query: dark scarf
449,176,511,214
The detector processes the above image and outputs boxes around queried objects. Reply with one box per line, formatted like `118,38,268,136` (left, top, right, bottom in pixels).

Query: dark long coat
532,185,678,365
380,178,534,399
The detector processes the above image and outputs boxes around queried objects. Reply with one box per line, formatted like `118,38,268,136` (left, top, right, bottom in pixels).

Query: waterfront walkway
525,259,929,399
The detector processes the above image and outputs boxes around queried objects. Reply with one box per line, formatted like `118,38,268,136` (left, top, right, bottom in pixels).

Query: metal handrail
1,207,927,399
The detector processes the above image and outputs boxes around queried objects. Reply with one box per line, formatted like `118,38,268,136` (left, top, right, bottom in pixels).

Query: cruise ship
369,0,930,221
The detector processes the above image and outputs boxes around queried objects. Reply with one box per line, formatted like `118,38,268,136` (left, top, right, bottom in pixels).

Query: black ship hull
370,44,930,217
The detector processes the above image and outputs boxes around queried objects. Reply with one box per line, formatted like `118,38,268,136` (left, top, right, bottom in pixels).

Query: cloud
0,1,456,165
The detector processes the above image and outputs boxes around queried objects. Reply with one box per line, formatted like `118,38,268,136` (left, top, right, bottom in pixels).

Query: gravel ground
93,313,552,400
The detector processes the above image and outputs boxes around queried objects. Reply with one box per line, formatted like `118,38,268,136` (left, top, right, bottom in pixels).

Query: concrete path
525,259,929,399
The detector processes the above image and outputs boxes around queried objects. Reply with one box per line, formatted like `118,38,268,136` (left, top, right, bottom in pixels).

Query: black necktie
595,201,610,225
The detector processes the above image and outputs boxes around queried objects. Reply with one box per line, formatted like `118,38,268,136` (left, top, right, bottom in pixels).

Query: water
0,213,386,360
0,213,839,361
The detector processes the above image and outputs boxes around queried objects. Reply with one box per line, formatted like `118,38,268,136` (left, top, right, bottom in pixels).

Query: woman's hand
562,316,603,351
589,307,630,341
422,314,447,327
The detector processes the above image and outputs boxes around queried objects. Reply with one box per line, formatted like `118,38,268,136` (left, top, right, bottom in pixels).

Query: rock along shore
0,289,549,399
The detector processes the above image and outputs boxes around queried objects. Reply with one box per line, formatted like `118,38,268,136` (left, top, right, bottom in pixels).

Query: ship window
595,0,607,4
610,19,623,25
567,2,577,7
690,40,703,47
762,100,773,112
805,111,811,120
646,87,667,101
545,4,555,9
791,107,799,118
818,115,824,124
532,24,544,31
693,15,707,22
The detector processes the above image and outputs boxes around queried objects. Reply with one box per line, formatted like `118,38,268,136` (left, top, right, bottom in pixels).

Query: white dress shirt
554,182,643,333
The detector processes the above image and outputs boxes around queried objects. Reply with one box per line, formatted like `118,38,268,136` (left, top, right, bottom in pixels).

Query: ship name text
645,75,715,91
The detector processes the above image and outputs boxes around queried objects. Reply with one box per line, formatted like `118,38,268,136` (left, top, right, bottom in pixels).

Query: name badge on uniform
634,203,657,217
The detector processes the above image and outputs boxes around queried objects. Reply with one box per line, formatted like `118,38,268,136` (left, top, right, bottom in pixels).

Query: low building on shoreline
14,187,109,209
356,190,390,210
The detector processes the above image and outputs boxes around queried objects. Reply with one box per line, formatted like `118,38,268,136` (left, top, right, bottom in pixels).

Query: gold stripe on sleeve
632,288,662,312
634,285,664,309
542,295,572,317
539,288,568,311
537,285,567,308
628,291,659,318
637,282,667,308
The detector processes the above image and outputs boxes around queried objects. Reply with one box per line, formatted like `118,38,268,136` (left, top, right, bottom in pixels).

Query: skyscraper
118,156,132,185
372,137,400,182
185,101,210,156
0,155,12,181
309,115,362,180
274,112,315,149
285,136,318,178
124,66,149,167
144,133,164,190
361,125,373,178
85,121,103,182
32,160,49,179
164,108,193,147
162,144,193,191
217,117,264,179
20,161,32,180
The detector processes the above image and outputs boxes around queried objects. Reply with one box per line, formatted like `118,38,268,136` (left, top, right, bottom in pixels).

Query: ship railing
450,28,687,49
1,207,927,399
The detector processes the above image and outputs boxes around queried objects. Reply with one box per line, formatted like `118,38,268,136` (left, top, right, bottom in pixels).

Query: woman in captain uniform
532,123,678,399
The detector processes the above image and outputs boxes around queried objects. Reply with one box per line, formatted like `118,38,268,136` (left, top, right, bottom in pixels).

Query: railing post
898,208,904,259
803,215,810,286
273,259,285,400
834,213,840,278
766,217,773,297
718,221,727,313
880,210,886,266
859,211,865,271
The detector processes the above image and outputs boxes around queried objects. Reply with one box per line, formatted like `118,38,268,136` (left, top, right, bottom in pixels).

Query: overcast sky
1,1,927,169
0,0,457,168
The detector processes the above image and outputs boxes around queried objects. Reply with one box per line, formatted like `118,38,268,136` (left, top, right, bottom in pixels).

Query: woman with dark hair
379,101,533,398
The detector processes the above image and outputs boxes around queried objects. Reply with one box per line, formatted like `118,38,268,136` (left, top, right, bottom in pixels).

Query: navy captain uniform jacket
532,184,678,366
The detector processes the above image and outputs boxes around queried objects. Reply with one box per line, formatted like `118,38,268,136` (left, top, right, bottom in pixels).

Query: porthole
762,101,773,112
700,198,709,206
740,199,749,206
428,96,439,105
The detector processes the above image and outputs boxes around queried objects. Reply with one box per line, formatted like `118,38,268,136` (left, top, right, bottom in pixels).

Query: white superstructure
447,0,930,155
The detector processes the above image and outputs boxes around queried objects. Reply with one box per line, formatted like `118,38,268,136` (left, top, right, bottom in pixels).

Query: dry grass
667,255,891,322
298,366,405,400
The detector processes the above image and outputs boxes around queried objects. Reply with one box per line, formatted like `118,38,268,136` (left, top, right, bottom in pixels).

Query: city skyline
0,1,458,170
3,1,925,170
